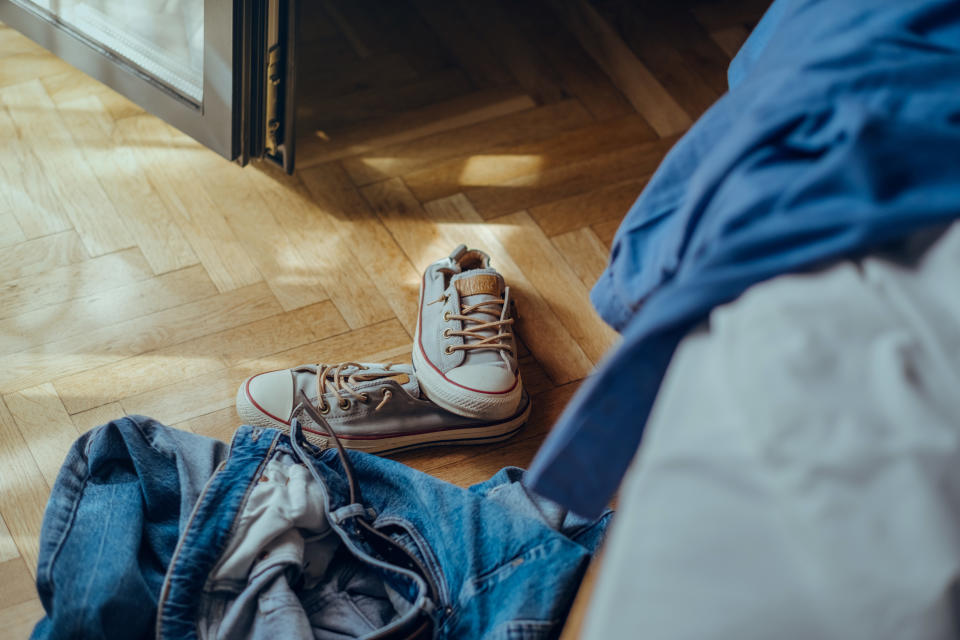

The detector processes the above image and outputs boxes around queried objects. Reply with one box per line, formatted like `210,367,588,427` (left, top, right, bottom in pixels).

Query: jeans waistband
156,410,438,639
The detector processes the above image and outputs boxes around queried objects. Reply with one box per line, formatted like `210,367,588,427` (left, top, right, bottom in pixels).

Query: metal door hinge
238,0,296,172
265,41,283,156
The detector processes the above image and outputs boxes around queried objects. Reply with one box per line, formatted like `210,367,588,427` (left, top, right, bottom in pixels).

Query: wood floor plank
0,25,46,59
402,113,657,204
0,598,44,638
341,99,593,187
52,94,199,275
0,80,135,256
0,282,281,395
0,230,88,283
0,247,152,321
300,67,473,134
251,169,396,329
0,514,19,564
0,399,50,578
485,211,620,364
360,342,414,365
318,0,384,59
297,20,360,58
528,178,643,237
592,217,621,248
40,69,143,122
300,52,419,102
0,264,216,357
115,116,263,292
356,177,452,272
56,353,223,420
552,227,613,289
121,319,410,426
0,105,73,239
456,0,566,105
194,157,331,311
548,0,692,136
70,403,124,434
410,0,513,88
692,0,771,31
0,213,25,248
4,384,78,489
421,194,593,384
650,4,732,97
174,407,238,444
299,170,422,336
364,0,454,76
464,135,677,219
711,25,751,59
0,556,39,608
517,356,556,397
0,52,72,88
298,86,536,167
54,300,348,415
510,0,634,121
601,1,728,118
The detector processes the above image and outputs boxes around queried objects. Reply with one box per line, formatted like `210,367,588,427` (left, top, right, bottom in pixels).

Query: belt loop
330,503,368,525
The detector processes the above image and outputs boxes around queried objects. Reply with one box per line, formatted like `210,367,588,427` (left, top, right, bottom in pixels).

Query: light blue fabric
31,416,610,639
527,0,960,517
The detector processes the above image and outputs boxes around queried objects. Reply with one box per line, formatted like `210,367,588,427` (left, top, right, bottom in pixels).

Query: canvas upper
237,361,529,451
413,246,523,419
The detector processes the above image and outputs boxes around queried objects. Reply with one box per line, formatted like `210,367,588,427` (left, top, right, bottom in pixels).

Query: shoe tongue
450,270,507,367
354,363,420,398
451,269,503,298
301,363,420,400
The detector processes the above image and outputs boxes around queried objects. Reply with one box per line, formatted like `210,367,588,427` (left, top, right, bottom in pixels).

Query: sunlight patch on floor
456,154,544,186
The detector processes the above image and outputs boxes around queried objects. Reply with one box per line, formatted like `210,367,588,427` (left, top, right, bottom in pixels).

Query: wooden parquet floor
0,1,766,634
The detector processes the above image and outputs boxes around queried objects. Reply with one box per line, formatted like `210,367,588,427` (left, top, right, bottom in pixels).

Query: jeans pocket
373,515,449,608
462,539,559,600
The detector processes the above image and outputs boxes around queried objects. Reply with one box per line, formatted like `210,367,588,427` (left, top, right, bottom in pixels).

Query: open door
0,0,297,171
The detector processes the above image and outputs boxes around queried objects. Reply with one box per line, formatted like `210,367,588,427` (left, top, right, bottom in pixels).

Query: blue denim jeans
31,416,610,639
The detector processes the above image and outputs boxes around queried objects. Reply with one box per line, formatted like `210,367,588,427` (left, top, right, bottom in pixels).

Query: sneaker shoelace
314,362,398,413
433,268,515,356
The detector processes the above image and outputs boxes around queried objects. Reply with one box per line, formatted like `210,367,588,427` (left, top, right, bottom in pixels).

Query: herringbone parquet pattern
0,1,766,634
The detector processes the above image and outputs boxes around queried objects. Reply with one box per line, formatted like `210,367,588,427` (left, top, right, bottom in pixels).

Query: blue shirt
527,0,960,517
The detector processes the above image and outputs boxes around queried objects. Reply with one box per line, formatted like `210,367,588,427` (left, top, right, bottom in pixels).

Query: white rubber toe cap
244,370,295,422
445,364,518,393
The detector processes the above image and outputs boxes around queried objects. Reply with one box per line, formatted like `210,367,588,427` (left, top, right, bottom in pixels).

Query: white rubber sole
236,379,531,454
411,344,523,420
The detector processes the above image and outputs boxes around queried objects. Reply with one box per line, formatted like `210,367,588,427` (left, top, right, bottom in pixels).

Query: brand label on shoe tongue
454,274,502,297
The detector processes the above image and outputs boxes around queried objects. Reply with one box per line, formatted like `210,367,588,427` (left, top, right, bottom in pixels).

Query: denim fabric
31,416,228,640
527,0,960,517
32,417,610,640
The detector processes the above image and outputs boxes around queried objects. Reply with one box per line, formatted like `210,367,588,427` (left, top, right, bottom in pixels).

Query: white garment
584,222,960,639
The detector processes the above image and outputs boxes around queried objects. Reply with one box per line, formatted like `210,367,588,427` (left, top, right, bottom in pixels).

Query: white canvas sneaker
236,361,530,453
413,245,523,420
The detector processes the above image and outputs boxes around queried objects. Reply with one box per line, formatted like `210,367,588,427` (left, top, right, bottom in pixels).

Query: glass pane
17,0,203,102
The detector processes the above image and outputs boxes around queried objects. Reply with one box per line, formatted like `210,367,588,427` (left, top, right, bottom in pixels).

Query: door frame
0,0,239,159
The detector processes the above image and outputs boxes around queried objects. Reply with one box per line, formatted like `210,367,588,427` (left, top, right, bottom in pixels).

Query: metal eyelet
442,311,451,321
442,328,451,338
445,346,455,355
339,398,351,410
318,403,330,414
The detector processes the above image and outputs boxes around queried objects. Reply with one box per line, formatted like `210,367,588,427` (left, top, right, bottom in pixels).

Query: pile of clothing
31,247,611,640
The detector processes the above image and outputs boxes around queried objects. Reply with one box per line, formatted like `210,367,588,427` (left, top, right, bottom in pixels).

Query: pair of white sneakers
236,246,528,453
